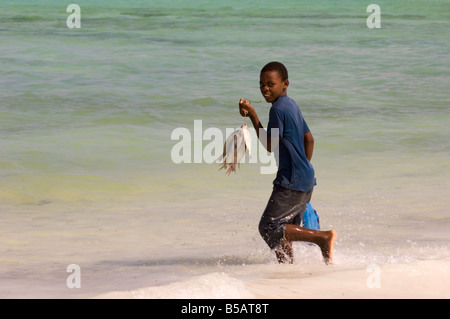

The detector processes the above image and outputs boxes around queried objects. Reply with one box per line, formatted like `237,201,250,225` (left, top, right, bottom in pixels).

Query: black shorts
259,185,313,249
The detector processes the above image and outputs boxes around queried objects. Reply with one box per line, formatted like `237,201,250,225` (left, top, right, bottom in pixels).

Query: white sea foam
95,272,255,299
92,257,450,299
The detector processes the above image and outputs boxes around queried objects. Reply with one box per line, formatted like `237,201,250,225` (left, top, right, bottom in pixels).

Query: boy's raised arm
239,98,278,153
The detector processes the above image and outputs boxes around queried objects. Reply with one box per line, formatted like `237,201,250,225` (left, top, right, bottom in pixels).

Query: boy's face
259,71,289,104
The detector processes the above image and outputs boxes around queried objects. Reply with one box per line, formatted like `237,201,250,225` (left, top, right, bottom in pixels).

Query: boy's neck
272,93,287,105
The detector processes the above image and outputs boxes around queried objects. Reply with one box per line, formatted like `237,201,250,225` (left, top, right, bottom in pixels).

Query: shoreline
94,258,450,299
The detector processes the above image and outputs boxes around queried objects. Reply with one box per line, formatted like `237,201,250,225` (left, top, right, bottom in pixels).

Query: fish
217,123,252,175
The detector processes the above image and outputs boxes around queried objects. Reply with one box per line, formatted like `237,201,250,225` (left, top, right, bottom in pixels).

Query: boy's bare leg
283,224,337,264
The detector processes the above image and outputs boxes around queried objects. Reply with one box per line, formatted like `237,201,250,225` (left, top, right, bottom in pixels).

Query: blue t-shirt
267,95,316,192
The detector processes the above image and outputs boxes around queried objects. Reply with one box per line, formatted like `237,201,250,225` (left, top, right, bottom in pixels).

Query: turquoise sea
0,0,449,298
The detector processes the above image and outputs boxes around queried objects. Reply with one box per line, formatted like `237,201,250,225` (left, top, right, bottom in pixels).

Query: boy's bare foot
284,225,337,265
319,230,337,265
275,238,294,264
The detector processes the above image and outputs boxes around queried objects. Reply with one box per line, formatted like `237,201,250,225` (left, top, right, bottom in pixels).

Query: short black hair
260,61,288,81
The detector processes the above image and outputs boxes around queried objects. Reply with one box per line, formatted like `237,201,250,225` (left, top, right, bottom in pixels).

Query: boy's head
260,61,289,104
260,61,288,81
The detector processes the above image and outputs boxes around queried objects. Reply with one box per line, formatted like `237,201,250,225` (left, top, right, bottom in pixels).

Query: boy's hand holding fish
239,98,254,118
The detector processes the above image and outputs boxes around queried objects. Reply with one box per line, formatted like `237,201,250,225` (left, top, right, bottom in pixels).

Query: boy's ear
284,79,289,89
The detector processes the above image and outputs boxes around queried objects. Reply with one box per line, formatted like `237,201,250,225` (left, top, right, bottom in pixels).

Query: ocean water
0,0,449,298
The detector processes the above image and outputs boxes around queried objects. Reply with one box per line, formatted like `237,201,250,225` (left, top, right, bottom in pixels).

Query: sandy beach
95,258,449,299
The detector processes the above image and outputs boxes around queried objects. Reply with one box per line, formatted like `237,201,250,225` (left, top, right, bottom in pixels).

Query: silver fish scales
216,123,252,175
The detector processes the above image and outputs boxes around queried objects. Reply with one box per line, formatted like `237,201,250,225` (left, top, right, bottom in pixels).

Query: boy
239,62,336,264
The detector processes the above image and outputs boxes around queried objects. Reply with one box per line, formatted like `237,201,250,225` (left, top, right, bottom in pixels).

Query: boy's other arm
304,131,314,161
239,98,278,152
